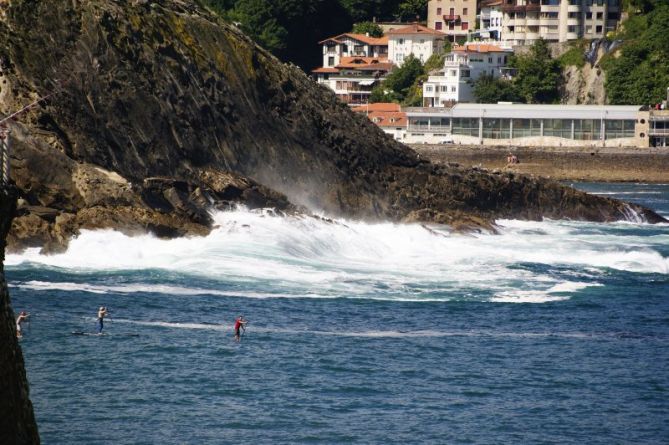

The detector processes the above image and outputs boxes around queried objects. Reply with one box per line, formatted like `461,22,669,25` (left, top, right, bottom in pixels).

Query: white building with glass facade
422,44,512,106
397,104,648,147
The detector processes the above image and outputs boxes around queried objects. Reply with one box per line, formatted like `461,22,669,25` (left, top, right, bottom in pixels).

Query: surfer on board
16,311,30,338
234,315,248,342
97,307,108,334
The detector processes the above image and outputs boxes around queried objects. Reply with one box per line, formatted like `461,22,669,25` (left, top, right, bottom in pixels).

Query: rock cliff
0,0,664,252
0,185,40,444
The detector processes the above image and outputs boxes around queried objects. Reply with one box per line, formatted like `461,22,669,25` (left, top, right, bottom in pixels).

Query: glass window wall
452,118,479,137
511,119,541,138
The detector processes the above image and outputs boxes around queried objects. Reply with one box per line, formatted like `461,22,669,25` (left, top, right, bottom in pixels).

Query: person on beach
16,311,30,338
234,315,248,342
97,306,108,334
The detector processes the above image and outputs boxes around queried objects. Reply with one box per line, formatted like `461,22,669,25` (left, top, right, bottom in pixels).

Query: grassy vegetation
558,43,586,69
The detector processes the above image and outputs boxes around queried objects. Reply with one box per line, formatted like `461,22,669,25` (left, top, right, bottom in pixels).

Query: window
342,44,348,52
461,70,470,78
328,56,335,66
450,69,457,76
435,21,443,30
596,12,603,19
441,85,448,92
426,86,433,92
463,8,468,15
488,57,493,63
596,25,602,33
497,57,502,64
608,12,619,20
437,7,442,14
449,7,455,16
462,22,469,30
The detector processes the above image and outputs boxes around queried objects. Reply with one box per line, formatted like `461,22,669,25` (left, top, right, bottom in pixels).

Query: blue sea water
7,182,669,444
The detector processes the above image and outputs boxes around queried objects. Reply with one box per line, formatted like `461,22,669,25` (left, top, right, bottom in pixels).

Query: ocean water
7,182,669,444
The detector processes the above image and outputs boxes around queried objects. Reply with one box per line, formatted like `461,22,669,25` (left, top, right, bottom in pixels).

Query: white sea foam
6,208,669,303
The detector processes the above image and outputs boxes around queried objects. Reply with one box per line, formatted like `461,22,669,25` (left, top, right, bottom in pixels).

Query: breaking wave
6,209,669,303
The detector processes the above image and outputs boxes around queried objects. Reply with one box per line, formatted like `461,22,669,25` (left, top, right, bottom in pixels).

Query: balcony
442,14,461,22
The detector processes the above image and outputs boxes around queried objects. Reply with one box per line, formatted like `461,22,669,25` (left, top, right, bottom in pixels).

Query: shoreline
412,145,669,183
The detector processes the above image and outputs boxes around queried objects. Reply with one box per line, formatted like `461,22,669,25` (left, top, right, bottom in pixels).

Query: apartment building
501,0,622,45
427,0,478,42
387,24,447,66
422,44,513,106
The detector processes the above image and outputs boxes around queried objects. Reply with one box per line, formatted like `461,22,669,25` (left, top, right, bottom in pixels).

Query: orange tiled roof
351,103,401,113
454,43,508,53
311,67,340,73
336,57,393,71
386,23,445,36
368,111,407,127
319,33,389,46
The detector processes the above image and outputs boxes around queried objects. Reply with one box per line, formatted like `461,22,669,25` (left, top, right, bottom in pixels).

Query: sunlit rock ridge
0,0,664,251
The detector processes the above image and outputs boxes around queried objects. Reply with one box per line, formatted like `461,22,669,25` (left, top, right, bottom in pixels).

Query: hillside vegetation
602,0,669,105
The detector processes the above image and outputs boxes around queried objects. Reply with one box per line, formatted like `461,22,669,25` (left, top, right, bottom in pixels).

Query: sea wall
0,185,40,444
413,145,669,183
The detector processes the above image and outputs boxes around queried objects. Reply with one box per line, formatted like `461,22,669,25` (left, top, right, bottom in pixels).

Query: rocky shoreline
413,145,669,183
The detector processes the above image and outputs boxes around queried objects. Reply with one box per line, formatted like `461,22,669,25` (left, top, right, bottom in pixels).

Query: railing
649,128,669,136
0,127,9,185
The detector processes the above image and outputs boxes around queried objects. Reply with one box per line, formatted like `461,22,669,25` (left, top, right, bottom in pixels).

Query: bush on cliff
603,3,669,105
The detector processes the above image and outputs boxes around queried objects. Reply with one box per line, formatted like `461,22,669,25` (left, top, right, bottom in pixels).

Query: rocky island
0,0,665,255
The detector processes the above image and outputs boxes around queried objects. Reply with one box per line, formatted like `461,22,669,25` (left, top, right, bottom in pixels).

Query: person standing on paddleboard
16,311,30,338
234,315,247,342
97,307,109,334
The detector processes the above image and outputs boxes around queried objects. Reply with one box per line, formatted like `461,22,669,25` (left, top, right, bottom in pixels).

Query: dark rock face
0,186,40,444
0,0,664,251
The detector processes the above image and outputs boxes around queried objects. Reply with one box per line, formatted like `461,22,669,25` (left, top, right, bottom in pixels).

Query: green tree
370,54,425,103
604,4,669,104
228,0,288,52
351,21,384,37
509,39,561,104
472,74,521,103
397,0,429,21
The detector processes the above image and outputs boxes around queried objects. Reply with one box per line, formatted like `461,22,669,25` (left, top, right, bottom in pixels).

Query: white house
318,33,388,68
312,57,394,106
422,43,512,106
387,24,446,66
476,0,504,41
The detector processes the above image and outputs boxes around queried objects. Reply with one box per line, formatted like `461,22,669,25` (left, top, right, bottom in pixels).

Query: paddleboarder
16,311,30,338
234,315,248,342
97,306,108,334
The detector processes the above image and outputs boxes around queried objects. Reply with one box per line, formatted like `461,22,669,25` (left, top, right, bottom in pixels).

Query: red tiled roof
319,33,389,46
386,23,445,36
351,103,401,113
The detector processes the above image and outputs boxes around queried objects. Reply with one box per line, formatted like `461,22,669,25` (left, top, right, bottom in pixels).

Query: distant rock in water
0,0,664,251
